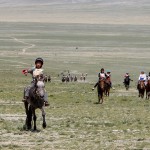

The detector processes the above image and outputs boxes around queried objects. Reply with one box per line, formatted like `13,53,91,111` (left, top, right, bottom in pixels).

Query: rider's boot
22,96,29,102
44,101,49,106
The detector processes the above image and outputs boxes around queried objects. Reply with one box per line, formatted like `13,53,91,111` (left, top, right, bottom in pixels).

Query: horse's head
35,76,45,99
99,78,105,89
139,80,145,89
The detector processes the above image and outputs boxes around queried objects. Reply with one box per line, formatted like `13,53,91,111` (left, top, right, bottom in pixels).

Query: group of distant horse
97,76,150,105
62,73,87,83
62,75,77,82
123,76,150,99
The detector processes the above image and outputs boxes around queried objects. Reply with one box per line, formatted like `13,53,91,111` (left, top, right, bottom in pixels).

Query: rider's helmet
141,71,144,74
35,58,44,65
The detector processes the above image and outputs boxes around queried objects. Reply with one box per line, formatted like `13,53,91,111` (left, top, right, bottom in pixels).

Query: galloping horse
146,80,150,99
24,76,47,130
74,76,77,82
138,80,145,98
97,78,105,104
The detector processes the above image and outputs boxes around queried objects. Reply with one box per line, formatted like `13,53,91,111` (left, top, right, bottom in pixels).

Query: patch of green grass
0,22,150,149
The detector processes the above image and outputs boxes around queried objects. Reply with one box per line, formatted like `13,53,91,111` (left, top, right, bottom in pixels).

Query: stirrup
22,99,26,102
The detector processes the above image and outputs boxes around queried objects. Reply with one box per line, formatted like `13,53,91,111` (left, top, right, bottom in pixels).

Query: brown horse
138,81,145,98
97,79,105,104
146,80,150,99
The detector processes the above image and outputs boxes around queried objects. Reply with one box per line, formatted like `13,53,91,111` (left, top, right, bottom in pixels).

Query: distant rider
92,68,106,90
123,73,133,86
106,70,114,89
137,71,147,89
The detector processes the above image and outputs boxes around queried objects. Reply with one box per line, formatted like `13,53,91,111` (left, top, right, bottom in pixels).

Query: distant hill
0,0,100,7
0,0,149,7
0,0,149,24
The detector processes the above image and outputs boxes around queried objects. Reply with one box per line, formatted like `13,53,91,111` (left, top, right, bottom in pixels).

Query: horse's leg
41,107,46,128
146,90,148,99
143,90,145,99
100,92,103,104
98,95,100,103
27,105,32,130
141,90,144,99
24,101,28,129
138,90,140,97
105,89,107,96
32,108,37,130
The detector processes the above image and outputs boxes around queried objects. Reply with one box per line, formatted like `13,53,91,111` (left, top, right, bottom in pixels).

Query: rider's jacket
28,67,44,80
138,74,147,81
98,73,106,79
106,73,111,81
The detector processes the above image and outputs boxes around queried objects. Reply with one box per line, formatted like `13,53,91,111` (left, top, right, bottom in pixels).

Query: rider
92,68,106,90
22,58,49,106
137,71,147,89
106,70,113,88
124,73,133,81
123,73,133,85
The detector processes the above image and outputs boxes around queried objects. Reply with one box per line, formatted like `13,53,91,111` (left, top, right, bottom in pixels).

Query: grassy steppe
0,22,150,149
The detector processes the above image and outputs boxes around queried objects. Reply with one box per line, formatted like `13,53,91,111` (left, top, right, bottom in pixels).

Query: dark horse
62,76,66,82
124,76,132,90
97,79,105,104
24,76,46,130
74,76,77,82
48,75,51,82
146,80,150,99
138,81,145,98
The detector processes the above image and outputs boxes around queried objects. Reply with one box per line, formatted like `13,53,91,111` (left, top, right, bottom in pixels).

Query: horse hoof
23,124,27,130
27,126,32,130
43,123,46,129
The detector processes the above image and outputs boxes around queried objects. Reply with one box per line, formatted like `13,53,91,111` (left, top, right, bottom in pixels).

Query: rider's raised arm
28,67,35,74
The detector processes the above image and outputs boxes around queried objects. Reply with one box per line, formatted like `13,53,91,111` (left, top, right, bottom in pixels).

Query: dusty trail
11,36,35,54
0,37,36,65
